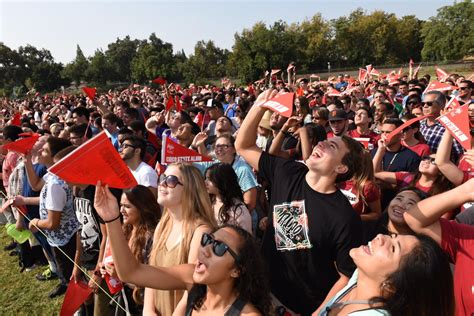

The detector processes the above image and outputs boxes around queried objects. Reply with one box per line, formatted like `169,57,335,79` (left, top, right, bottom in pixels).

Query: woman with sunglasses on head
144,163,216,315
102,185,161,316
205,163,252,234
400,114,430,158
317,232,454,316
93,185,271,315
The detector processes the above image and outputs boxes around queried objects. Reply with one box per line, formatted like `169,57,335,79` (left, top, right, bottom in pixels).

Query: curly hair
370,234,454,316
205,163,245,225
188,225,271,315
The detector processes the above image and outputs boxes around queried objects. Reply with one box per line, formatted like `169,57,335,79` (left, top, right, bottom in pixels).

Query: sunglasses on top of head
200,233,240,264
159,174,183,188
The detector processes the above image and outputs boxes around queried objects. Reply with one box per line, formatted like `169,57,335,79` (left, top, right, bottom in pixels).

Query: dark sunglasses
422,101,436,107
459,87,470,91
421,156,436,164
201,233,240,263
159,174,183,188
407,101,420,106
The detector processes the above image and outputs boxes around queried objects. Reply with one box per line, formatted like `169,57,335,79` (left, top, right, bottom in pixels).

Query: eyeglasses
159,174,183,188
422,101,436,107
312,116,321,120
407,101,420,106
421,156,436,165
459,87,470,91
215,144,231,150
121,144,137,150
200,233,240,263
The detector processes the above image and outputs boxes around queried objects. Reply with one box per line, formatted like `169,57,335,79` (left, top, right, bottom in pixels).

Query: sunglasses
201,233,240,263
215,144,231,150
422,101,436,107
159,174,183,188
421,156,436,164
459,87,470,91
407,101,420,106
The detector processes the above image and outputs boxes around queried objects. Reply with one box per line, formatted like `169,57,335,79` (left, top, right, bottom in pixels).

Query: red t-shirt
440,219,474,315
338,180,380,214
348,129,380,150
394,172,431,192
405,142,431,157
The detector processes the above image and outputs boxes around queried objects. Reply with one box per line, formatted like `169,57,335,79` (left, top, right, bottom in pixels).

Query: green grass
0,225,62,315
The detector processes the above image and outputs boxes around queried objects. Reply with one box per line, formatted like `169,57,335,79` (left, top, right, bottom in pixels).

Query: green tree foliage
183,40,229,84
421,0,474,61
62,45,89,86
0,43,27,95
85,49,113,86
105,36,142,82
131,33,177,83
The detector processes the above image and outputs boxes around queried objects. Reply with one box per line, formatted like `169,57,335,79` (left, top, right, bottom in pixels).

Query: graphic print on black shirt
273,200,312,251
75,196,101,265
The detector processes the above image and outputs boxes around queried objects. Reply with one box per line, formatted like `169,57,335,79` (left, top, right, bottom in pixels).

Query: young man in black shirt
236,90,363,315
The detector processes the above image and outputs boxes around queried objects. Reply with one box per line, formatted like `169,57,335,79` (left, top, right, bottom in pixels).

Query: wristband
104,214,121,223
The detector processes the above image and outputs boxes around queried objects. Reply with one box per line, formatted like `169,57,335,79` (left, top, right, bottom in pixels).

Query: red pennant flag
260,92,294,118
358,68,368,82
446,97,462,112
386,115,431,144
327,87,342,97
175,96,182,112
161,136,213,164
165,97,174,111
437,105,471,150
424,81,457,94
48,131,138,189
370,68,381,77
102,238,123,295
435,66,449,81
2,134,40,155
194,112,204,130
152,77,166,85
82,87,96,100
60,280,92,316
10,113,21,126
271,69,281,76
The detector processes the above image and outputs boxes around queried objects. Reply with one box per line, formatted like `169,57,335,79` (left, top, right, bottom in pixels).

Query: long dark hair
122,185,161,304
205,163,244,224
408,165,453,196
188,225,271,315
371,234,454,316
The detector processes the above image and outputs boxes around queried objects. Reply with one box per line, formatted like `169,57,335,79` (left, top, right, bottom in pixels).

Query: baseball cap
328,108,347,121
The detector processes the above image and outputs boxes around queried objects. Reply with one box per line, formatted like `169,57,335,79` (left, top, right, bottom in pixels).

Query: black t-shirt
258,152,362,315
371,146,420,173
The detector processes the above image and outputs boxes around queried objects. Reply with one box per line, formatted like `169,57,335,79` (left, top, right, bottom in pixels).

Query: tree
63,45,89,86
105,36,142,83
182,40,229,83
421,0,474,61
130,33,177,83
0,42,27,95
85,49,113,86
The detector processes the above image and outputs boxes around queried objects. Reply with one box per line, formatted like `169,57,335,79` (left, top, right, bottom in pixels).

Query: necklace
325,299,371,312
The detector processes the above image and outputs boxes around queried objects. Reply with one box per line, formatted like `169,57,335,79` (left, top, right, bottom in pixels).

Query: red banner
103,238,123,295
11,113,21,126
386,115,431,143
48,131,138,189
152,77,166,85
2,134,40,155
358,68,368,82
437,105,471,150
424,81,457,94
82,87,96,100
261,92,294,118
445,97,462,112
435,66,449,81
60,280,92,316
161,136,213,165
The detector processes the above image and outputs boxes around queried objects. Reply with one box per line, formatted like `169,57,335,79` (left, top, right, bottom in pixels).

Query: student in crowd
205,163,252,234
236,89,363,315
400,114,430,157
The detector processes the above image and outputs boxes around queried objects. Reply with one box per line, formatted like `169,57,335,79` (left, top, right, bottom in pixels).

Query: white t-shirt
130,161,158,188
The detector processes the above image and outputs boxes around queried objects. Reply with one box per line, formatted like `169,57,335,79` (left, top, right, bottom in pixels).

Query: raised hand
94,182,120,222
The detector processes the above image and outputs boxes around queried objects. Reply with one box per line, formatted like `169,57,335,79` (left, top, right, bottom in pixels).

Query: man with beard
119,134,158,196
457,80,473,104
327,109,349,138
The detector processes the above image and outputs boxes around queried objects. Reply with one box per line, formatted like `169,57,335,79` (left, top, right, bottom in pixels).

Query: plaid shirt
420,120,463,157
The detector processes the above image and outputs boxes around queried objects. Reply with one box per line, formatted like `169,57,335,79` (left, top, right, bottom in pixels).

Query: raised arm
372,139,386,173
268,116,300,159
404,179,474,244
235,89,277,170
24,154,44,191
93,183,193,290
434,131,464,186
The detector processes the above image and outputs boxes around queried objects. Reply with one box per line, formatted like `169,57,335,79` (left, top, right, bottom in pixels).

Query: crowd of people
0,66,473,316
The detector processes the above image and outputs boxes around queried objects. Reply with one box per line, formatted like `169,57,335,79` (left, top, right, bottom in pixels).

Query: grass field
0,226,62,315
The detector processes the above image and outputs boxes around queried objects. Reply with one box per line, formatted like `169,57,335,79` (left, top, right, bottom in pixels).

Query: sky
0,0,456,64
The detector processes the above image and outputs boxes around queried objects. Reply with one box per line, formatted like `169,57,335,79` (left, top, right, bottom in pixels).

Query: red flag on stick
437,105,471,150
386,115,431,144
82,87,96,100
161,136,213,165
152,77,167,85
2,134,40,155
260,92,294,118
175,95,182,112
165,97,174,111
424,81,457,94
271,69,281,76
49,131,137,189
11,113,21,126
446,97,462,112
60,280,92,316
358,68,368,82
194,112,204,130
435,66,449,81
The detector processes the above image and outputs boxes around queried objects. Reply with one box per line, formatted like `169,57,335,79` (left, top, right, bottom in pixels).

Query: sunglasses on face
159,174,183,188
459,87,470,91
200,233,240,263
421,156,436,164
215,144,231,150
422,101,436,107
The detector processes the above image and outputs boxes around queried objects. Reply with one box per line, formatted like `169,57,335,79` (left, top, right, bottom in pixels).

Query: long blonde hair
353,150,376,213
150,162,216,264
